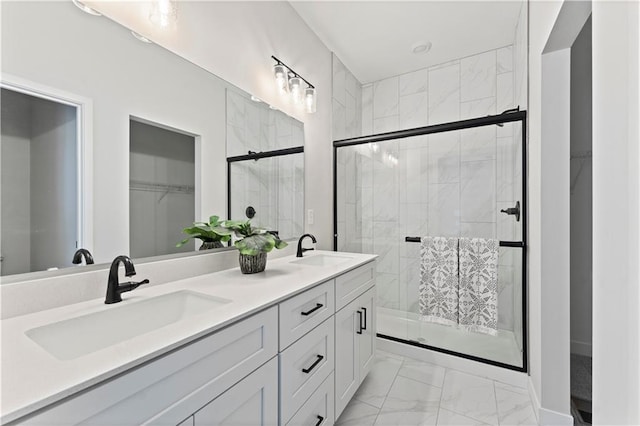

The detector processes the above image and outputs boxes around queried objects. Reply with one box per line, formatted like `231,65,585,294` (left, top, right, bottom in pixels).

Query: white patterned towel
419,237,459,326
458,237,499,335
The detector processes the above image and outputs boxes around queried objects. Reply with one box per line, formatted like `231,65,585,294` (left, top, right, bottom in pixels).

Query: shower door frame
332,109,528,373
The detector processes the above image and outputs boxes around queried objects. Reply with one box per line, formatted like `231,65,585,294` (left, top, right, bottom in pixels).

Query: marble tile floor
336,350,537,426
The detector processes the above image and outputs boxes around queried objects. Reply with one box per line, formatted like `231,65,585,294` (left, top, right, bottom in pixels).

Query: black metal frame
332,110,528,373
227,146,304,221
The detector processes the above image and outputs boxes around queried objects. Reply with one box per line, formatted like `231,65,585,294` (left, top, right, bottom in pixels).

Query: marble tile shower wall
334,54,363,253
354,46,523,333
227,90,304,238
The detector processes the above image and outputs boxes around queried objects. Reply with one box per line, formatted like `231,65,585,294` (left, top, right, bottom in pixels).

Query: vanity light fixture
71,0,101,16
272,56,316,113
149,0,177,28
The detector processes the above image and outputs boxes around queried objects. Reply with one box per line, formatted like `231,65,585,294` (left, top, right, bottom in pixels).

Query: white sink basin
291,254,353,267
26,290,232,360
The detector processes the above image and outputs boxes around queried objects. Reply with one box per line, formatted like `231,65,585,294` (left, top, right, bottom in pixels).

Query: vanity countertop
1,250,376,424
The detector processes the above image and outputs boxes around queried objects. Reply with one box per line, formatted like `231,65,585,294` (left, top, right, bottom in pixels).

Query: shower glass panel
229,152,304,240
335,112,526,370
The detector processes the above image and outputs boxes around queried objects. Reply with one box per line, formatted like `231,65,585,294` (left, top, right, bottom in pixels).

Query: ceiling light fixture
411,41,432,54
131,31,152,43
272,56,316,113
71,0,101,16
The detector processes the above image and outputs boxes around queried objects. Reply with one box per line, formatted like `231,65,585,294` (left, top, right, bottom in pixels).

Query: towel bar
404,237,524,248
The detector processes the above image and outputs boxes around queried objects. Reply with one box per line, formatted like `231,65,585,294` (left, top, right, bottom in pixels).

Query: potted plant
177,215,232,250
223,220,287,274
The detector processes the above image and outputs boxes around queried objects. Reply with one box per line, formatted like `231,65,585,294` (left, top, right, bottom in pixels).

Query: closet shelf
129,180,194,195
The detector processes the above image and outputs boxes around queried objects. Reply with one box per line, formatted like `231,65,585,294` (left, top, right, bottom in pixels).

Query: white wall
569,17,592,357
592,1,640,423
1,1,228,264
87,1,335,250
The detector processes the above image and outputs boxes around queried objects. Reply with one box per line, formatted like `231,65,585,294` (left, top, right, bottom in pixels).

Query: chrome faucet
105,255,149,304
72,248,94,265
296,234,317,257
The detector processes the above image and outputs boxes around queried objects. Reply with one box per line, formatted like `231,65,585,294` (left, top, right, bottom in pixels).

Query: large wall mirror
0,1,305,280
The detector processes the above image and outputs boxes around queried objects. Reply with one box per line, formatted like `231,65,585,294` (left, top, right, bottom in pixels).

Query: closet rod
129,180,194,194
404,236,524,248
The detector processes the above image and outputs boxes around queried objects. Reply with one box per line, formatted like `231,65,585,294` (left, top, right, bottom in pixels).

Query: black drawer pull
301,303,323,316
314,415,324,426
356,310,363,334
361,307,367,330
302,354,324,373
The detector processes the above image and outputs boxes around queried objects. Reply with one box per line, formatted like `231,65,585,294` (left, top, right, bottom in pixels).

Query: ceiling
290,1,524,84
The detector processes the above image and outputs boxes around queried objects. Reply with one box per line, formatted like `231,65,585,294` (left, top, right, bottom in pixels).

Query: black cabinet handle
301,303,323,316
314,415,324,426
302,354,324,374
356,310,363,334
361,307,367,330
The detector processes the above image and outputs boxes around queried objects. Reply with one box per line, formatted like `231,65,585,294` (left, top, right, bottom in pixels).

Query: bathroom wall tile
440,370,499,424
226,123,246,157
460,160,496,223
245,101,261,149
460,222,496,239
429,59,460,71
399,92,428,130
497,201,517,241
226,90,245,127
401,149,422,204
428,183,460,237
497,45,514,74
460,97,497,121
356,83,363,136
291,121,304,147
404,257,421,314
399,69,428,96
362,84,374,135
374,376,441,426
498,265,514,331
460,51,496,102
333,55,346,106
428,64,460,125
497,136,515,201
428,132,460,184
346,92,358,138
333,99,347,141
376,272,400,310
374,221,399,274
346,70,358,97
460,125,497,162
373,76,399,118
373,116,399,134
495,387,538,426
497,72,514,112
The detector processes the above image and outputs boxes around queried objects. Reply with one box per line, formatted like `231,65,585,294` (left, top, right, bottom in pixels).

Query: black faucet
105,255,149,304
72,248,94,265
296,234,317,257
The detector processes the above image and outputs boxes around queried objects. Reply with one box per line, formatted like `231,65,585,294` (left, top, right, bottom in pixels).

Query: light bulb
304,87,316,113
149,0,177,28
289,76,303,105
274,64,288,94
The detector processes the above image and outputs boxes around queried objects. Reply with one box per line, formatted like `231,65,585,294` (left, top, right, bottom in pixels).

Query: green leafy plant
176,215,232,247
222,220,288,256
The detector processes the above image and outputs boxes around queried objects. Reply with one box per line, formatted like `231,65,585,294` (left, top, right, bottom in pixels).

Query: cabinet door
357,287,376,379
334,298,359,420
194,357,278,426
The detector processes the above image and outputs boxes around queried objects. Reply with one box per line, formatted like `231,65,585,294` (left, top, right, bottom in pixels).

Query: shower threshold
377,308,523,369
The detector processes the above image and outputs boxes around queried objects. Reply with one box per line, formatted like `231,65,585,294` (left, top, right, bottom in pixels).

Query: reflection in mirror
1,87,79,276
129,118,196,258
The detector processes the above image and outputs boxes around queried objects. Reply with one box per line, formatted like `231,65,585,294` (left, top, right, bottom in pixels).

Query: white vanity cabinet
334,262,376,420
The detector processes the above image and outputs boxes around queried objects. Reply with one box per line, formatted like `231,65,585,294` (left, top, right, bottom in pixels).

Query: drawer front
335,261,375,310
280,317,335,423
279,280,335,350
286,372,334,426
20,307,278,426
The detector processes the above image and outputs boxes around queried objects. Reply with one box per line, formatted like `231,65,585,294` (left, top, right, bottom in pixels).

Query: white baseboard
570,340,592,357
528,376,574,425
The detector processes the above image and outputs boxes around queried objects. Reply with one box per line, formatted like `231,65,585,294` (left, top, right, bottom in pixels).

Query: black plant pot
239,252,267,274
199,241,224,250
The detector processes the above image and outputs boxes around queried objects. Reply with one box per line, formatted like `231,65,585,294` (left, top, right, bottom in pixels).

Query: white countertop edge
1,251,376,424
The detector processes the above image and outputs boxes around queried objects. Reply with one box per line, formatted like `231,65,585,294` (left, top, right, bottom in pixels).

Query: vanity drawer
279,280,335,350
280,316,335,423
335,261,375,310
20,307,278,426
286,372,334,426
